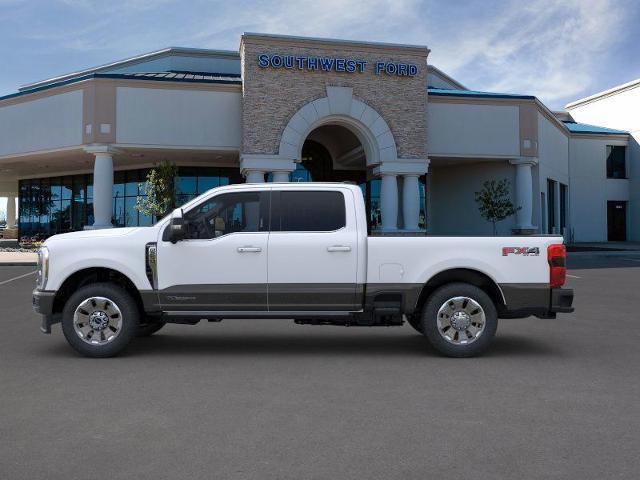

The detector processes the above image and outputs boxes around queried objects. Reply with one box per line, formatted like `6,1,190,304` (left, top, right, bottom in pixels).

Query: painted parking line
0,270,36,286
566,274,581,279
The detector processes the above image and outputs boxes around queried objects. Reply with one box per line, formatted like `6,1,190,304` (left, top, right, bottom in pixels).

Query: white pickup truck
33,183,573,358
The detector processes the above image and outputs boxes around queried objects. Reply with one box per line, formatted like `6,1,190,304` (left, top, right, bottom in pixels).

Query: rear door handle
327,245,351,252
237,246,262,253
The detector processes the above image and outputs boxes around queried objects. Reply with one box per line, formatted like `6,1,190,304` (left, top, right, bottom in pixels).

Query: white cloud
427,0,628,107
185,0,426,47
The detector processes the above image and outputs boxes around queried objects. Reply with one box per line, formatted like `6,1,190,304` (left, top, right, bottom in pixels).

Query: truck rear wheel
421,282,498,357
61,283,139,358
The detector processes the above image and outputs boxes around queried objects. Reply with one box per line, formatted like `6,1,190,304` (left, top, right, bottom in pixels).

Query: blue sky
1,0,639,108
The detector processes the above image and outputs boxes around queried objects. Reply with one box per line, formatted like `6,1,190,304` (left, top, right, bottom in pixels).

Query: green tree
474,179,520,235
136,161,178,219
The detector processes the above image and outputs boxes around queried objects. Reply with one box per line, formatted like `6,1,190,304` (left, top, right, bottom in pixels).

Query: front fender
50,258,150,291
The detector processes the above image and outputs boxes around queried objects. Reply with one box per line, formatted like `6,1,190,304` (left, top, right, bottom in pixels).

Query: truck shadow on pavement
44,331,559,358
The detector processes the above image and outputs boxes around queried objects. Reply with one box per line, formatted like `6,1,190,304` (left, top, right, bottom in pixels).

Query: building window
540,192,547,234
560,183,568,232
606,145,626,179
547,179,556,234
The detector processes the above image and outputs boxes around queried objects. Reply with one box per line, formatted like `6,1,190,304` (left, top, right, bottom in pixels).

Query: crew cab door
267,188,360,311
155,189,270,311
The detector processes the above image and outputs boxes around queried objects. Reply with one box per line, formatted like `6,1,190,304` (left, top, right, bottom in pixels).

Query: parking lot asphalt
1,256,639,480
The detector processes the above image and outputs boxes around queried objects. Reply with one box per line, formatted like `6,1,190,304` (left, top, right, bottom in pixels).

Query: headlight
37,247,49,290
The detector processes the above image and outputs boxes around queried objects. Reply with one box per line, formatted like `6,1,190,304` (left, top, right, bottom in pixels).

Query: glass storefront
19,167,243,239
18,164,425,239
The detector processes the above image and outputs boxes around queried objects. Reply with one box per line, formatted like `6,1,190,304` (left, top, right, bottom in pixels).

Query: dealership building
0,33,637,241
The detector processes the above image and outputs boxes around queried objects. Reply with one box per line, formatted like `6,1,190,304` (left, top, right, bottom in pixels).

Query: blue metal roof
562,121,628,135
122,71,241,82
427,87,535,100
0,71,242,102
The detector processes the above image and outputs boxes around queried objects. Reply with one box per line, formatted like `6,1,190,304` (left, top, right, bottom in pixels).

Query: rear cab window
271,190,346,232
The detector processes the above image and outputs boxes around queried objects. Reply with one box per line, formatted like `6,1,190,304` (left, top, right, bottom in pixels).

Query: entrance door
156,190,270,311
607,201,627,241
267,188,360,311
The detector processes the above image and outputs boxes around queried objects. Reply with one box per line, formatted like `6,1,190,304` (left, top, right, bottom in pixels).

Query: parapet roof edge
241,32,430,55
565,78,640,109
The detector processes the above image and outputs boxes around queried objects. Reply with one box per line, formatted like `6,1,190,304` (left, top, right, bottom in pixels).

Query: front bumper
32,289,59,334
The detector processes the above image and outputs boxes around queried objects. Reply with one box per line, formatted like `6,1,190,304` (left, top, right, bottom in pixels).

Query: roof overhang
2,72,241,105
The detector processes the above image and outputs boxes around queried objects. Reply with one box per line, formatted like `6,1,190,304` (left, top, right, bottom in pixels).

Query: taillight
547,244,566,288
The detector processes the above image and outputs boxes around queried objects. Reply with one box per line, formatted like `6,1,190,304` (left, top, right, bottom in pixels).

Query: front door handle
327,245,351,252
237,246,262,253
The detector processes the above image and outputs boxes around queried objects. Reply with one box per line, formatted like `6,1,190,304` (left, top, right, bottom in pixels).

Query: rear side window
274,191,346,232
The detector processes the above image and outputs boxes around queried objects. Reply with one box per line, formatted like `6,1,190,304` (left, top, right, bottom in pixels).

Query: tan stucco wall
240,35,429,160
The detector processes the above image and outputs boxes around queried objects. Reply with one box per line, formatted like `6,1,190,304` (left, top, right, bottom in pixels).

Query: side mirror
168,209,186,244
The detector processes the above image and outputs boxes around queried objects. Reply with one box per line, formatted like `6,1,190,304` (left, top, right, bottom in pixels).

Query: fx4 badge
502,247,540,256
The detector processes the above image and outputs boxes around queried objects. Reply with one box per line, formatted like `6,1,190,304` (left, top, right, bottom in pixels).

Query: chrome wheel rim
73,297,123,345
436,296,486,345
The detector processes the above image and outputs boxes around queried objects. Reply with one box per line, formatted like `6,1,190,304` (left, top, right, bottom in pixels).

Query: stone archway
240,85,429,232
278,86,398,167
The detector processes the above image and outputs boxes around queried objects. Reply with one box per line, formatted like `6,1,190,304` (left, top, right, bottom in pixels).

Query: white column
510,158,537,232
244,170,265,183
402,174,420,231
241,154,295,185
6,195,16,229
380,174,398,231
92,152,114,228
271,171,290,182
84,146,118,230
375,159,429,233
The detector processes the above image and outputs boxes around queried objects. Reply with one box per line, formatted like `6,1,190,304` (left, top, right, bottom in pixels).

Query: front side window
606,145,626,179
273,191,346,232
183,191,268,240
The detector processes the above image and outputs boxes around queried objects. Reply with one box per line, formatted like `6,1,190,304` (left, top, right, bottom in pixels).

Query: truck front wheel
421,282,498,357
136,319,166,337
61,283,139,358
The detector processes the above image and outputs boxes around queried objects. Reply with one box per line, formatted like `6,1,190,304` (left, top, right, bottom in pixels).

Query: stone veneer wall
240,36,429,160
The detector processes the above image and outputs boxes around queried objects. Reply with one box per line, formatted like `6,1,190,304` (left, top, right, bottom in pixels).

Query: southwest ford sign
257,54,418,77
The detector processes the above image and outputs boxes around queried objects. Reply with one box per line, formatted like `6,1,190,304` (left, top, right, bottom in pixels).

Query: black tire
407,315,424,334
61,282,139,358
136,320,166,337
421,282,498,358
